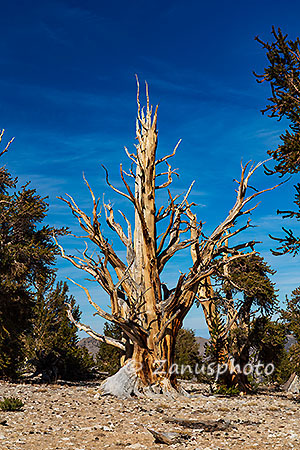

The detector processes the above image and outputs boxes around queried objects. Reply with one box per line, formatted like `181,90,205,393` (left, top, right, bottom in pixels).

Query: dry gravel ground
0,380,299,450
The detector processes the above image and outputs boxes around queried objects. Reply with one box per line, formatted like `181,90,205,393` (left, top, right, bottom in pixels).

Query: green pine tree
95,322,124,376
0,135,66,377
250,317,291,384
281,287,300,376
174,328,203,380
23,279,94,382
208,254,278,391
255,27,300,255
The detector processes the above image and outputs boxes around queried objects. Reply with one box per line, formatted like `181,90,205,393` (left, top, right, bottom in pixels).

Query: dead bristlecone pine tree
56,79,278,398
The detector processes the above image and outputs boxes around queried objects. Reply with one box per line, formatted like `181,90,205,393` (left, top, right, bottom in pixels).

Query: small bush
214,384,240,396
0,396,24,411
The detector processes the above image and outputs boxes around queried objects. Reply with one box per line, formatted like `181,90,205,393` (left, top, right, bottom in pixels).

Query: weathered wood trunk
100,319,183,398
131,333,176,387
100,90,185,397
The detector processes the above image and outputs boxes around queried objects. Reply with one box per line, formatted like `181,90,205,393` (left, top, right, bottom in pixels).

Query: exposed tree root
98,362,139,398
96,361,190,399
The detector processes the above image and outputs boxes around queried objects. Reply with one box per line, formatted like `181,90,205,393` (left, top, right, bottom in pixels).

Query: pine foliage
174,328,203,380
255,27,300,254
0,157,63,376
95,322,123,376
281,287,300,376
24,279,94,382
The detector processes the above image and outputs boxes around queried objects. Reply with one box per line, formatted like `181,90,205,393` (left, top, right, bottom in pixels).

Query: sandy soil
0,380,299,450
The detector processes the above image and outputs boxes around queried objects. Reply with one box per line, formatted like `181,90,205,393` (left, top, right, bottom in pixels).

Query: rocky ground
0,380,299,450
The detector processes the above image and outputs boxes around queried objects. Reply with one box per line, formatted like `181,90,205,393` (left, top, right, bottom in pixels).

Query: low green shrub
214,384,240,396
0,396,24,411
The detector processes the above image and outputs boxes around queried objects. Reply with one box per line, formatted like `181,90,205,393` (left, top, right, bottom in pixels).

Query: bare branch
155,310,181,343
157,193,175,255
102,164,132,201
119,164,136,201
156,139,182,165
158,237,198,273
0,130,14,157
118,210,135,264
54,234,127,313
201,161,280,257
221,308,239,339
67,278,118,322
104,202,129,247
155,191,181,222
66,304,125,351
57,191,127,279
66,280,148,349
124,146,137,164
156,161,179,189
214,240,259,258
162,273,187,314
157,182,198,271
135,74,149,132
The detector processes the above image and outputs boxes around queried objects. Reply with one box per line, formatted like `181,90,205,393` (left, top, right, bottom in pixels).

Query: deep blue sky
1,0,299,337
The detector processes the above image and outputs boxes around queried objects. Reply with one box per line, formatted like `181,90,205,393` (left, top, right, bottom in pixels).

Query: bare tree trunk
100,318,183,398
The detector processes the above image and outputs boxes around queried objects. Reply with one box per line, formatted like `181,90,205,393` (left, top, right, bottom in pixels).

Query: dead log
165,417,232,432
147,428,191,445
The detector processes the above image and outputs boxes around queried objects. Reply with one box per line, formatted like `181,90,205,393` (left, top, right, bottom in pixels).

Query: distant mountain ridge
78,337,100,359
195,336,210,355
285,334,297,351
79,334,297,360
79,335,210,359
